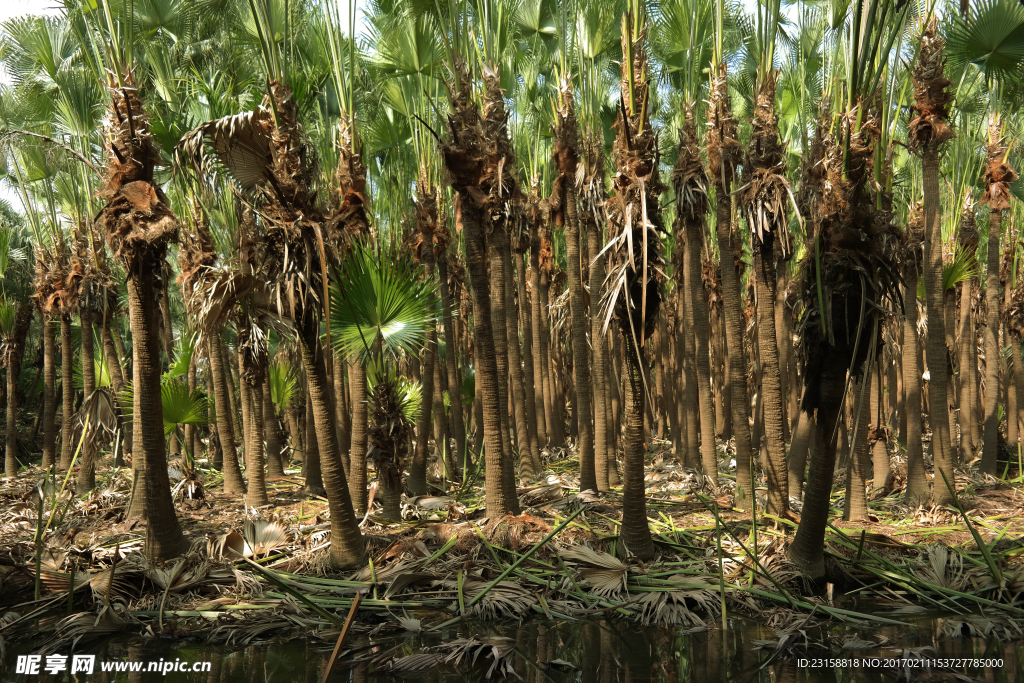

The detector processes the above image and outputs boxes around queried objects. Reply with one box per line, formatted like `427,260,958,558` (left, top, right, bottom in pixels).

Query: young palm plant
330,244,436,520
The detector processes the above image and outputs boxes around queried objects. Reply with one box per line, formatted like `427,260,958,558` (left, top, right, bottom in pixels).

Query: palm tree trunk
754,241,788,515
78,316,97,492
264,380,285,478
59,313,75,470
437,256,466,475
775,258,792,443
185,352,197,459
621,334,654,560
4,304,32,477
207,336,245,495
463,194,519,516
565,189,595,490
41,314,56,470
981,207,1003,474
220,340,242,441
588,222,610,490
923,144,955,505
871,358,890,491
238,352,269,508
715,200,753,509
677,287,699,468
409,246,437,497
608,333,622,486
656,317,668,440
516,253,542,475
684,219,718,483
297,319,365,569
539,264,561,446
334,350,350,474
904,272,929,506
159,265,174,364
789,359,845,580
503,241,538,480
788,388,813,498
126,261,187,561
485,232,521,512
529,241,550,447
304,387,324,495
844,372,871,521
349,358,368,513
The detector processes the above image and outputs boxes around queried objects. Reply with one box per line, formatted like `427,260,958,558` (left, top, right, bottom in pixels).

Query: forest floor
3,439,1024,660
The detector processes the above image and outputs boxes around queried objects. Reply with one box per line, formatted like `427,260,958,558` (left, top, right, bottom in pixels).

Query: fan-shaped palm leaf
947,0,1024,78
329,244,437,361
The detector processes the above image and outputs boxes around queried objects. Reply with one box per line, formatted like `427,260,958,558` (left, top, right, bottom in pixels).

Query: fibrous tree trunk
78,316,97,492
4,304,32,477
264,380,285,478
437,254,466,476
208,336,245,495
41,314,56,470
59,314,75,470
903,269,929,506
348,358,368,513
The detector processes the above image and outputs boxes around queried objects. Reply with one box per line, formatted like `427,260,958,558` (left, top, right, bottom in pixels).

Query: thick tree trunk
923,145,955,505
465,197,519,517
903,272,929,506
775,257,792,442
754,242,788,515
620,334,654,560
871,358,890,491
957,280,975,457
59,314,75,470
981,208,1003,474
297,319,365,569
787,390,813,498
159,264,174,364
126,260,187,561
41,314,56,470
348,359,368,513
789,359,846,580
208,336,245,495
565,192,595,490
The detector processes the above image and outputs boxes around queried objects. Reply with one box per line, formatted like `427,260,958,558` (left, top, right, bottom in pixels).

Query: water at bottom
3,614,1020,682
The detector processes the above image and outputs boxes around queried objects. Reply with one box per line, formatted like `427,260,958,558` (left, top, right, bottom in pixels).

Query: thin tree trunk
587,221,610,491
4,304,32,477
264,380,285,478
221,340,242,441
59,314,75,470
334,350,350,475
159,264,174,364
871,357,890,491
409,248,437,497
775,257,792,442
678,287,699,468
529,245,550,447
787,390,813,499
539,265,561,446
516,253,542,475
78,316,97,492
844,372,871,521
304,387,324,495
208,336,245,495
437,256,466,475
685,219,719,483
565,190,595,490
904,273,929,506
349,359,368,513
923,144,955,505
41,314,56,470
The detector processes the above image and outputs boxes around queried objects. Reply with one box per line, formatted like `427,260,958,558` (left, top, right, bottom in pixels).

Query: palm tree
602,1,665,561
330,244,436,519
902,202,929,506
909,19,956,504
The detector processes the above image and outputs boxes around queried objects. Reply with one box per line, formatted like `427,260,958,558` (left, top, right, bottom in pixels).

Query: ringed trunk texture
304,387,324,495
208,336,245,495
264,380,285,478
516,253,542,476
903,272,929,506
754,243,788,515
504,245,539,480
565,190,595,491
128,260,187,561
59,314,75,470
958,280,976,458
4,304,32,477
588,222,611,491
981,207,1003,474
870,358,890,491
409,246,437,497
684,218,718,482
487,236,520,507
437,256,466,475
78,317,97,492
238,355,269,508
41,314,56,470
621,335,655,560
923,144,955,505
529,243,550,447
348,359,368,513
297,320,365,568
843,372,870,522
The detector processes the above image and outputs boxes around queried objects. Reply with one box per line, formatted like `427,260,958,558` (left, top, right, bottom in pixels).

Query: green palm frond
943,247,979,292
119,379,209,435
73,355,113,391
268,360,298,408
329,243,438,361
165,331,196,381
947,0,1024,79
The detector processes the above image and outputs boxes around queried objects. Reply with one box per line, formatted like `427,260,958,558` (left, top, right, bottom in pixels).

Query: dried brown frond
706,62,741,190
742,72,793,258
981,114,1017,212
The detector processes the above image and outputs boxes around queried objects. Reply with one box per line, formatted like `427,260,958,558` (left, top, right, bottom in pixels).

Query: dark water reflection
3,615,1022,682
